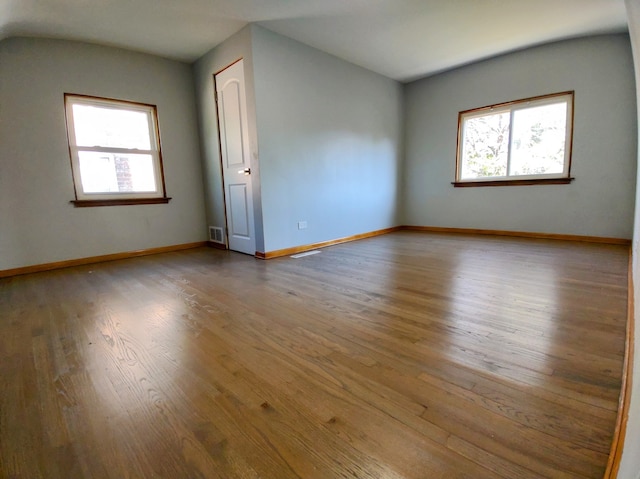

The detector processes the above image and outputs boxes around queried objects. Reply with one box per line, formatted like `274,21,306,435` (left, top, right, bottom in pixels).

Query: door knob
238,168,251,175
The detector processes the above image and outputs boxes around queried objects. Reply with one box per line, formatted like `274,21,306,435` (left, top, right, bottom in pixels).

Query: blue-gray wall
403,34,637,239
251,25,404,252
0,38,206,271
2,31,636,270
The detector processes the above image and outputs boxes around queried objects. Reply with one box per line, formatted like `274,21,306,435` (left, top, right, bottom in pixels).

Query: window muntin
456,92,574,184
65,94,167,202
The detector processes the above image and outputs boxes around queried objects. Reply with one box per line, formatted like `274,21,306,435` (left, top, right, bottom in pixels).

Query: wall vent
209,226,225,244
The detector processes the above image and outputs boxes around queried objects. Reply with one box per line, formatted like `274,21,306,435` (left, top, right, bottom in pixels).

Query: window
64,94,170,206
454,91,574,187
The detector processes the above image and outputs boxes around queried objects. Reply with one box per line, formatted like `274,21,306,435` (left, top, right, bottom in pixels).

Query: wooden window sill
71,197,172,207
452,178,574,188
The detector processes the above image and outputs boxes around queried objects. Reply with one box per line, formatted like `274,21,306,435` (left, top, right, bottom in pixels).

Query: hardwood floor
0,232,629,478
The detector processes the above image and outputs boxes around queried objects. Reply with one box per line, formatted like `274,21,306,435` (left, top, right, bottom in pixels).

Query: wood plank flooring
0,231,629,478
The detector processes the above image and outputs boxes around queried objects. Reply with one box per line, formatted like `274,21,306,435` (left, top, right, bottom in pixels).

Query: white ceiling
0,0,629,82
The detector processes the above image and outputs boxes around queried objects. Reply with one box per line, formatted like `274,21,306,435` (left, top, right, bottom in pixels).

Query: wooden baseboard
256,226,402,259
255,225,629,260
401,225,631,246
0,241,208,279
3,226,629,276
604,252,635,478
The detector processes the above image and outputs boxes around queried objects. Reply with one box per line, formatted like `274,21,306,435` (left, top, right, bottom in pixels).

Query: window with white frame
64,94,169,205
455,91,574,186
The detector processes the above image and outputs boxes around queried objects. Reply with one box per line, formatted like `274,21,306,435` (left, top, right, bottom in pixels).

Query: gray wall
620,3,640,478
0,37,206,271
2,32,634,269
403,34,637,239
251,25,404,252
192,26,265,253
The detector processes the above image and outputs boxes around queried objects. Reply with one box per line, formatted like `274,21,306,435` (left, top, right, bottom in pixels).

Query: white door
215,60,256,256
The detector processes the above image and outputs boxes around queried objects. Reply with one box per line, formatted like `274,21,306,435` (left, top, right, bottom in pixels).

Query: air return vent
209,226,225,244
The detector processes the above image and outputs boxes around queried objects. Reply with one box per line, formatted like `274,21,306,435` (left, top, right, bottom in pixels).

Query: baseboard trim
255,225,629,260
255,226,402,259
3,226,629,275
402,225,631,245
0,241,208,279
604,252,635,478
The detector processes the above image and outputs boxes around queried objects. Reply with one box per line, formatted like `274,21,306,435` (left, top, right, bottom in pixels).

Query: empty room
2,1,640,478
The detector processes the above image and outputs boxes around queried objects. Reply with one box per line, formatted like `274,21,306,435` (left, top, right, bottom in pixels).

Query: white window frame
455,91,574,186
64,94,168,205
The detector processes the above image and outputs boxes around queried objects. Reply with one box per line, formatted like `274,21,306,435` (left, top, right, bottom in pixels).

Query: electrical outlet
298,221,307,230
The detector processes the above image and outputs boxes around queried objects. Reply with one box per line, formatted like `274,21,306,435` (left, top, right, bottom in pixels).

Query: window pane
72,104,151,149
509,103,567,176
78,151,157,193
460,111,510,179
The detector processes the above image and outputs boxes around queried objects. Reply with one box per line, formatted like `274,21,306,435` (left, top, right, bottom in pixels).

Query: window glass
78,152,156,193
460,111,510,179
509,103,567,176
72,104,151,149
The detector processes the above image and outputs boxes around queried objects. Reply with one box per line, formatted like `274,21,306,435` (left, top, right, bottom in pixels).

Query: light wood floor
0,232,629,479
